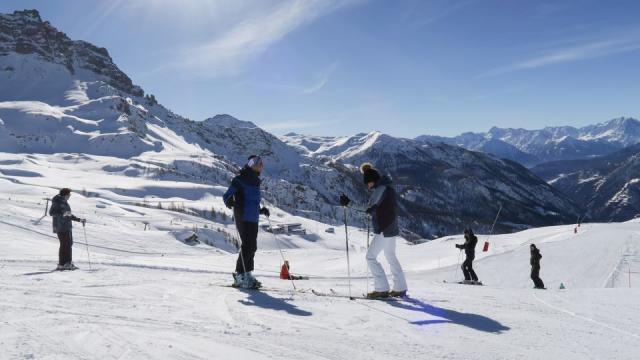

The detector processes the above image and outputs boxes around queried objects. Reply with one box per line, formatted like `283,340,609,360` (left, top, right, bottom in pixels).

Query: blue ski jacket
223,166,262,223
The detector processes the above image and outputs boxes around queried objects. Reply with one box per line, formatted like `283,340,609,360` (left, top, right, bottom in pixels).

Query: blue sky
2,0,640,137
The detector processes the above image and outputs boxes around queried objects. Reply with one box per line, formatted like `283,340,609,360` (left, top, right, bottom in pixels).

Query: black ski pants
531,266,545,288
235,221,259,274
57,231,73,265
462,253,478,281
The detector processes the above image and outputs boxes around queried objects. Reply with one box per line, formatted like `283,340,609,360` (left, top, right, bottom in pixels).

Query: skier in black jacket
49,188,86,270
339,163,408,299
530,244,545,289
456,228,480,284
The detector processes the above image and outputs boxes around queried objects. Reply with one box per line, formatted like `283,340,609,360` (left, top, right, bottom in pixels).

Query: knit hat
59,188,72,196
247,155,263,168
360,163,380,184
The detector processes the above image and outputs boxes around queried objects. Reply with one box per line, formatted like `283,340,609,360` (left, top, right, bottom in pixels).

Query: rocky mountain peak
203,114,257,129
0,9,142,96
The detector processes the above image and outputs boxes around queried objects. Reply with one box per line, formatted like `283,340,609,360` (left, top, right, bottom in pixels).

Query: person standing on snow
530,244,545,289
49,188,86,270
456,228,480,284
223,155,270,289
340,163,408,299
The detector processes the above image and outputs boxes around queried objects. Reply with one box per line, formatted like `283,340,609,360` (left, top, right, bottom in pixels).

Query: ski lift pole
489,204,502,236
484,204,503,251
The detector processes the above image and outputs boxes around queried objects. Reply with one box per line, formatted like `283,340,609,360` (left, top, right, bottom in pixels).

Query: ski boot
472,280,483,286
62,262,78,271
366,291,390,299
56,264,65,271
232,272,261,289
388,290,407,298
245,272,262,289
460,279,474,285
232,272,246,288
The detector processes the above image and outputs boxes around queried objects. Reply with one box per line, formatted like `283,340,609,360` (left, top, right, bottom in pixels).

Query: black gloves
455,244,463,249
225,198,235,209
81,219,86,226
339,194,351,207
260,207,270,217
365,206,375,215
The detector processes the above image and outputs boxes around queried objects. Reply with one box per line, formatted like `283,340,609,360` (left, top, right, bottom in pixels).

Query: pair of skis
221,283,407,301
311,289,407,301
442,280,484,286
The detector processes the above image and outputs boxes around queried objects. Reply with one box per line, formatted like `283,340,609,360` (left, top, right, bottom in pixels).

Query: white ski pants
366,234,408,292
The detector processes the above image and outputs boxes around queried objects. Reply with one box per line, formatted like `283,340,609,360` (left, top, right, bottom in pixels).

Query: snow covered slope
1,150,639,359
0,9,366,233
417,117,640,166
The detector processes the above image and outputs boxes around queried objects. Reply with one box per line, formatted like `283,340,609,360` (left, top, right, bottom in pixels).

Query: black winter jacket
368,175,399,237
530,249,542,267
49,194,81,234
458,233,478,257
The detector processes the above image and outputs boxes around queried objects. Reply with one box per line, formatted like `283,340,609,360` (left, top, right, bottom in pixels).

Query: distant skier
456,228,480,284
223,155,270,289
340,163,408,299
49,188,85,270
530,244,545,289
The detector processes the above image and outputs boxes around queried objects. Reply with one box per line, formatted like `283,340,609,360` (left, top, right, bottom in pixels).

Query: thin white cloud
302,61,339,94
164,0,362,77
479,30,640,78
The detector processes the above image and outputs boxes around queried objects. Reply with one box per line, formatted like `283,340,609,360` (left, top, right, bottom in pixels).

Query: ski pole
343,206,354,300
366,215,371,295
43,198,50,217
451,249,462,282
82,222,92,270
233,225,249,284
265,215,297,291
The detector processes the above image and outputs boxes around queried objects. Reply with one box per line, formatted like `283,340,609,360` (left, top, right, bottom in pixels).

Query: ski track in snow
533,292,640,340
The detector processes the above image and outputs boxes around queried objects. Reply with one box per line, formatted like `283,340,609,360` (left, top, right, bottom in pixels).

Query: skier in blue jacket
223,156,270,288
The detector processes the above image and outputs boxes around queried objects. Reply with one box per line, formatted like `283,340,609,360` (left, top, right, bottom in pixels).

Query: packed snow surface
1,152,639,360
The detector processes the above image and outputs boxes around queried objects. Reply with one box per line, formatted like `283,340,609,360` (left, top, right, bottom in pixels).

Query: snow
1,152,639,359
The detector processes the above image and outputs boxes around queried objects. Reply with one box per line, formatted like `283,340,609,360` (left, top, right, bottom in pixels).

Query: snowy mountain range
282,132,581,236
418,118,640,167
531,144,640,222
1,9,581,239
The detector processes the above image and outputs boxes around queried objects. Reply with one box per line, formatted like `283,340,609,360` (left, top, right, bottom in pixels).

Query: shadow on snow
237,289,312,317
388,298,510,333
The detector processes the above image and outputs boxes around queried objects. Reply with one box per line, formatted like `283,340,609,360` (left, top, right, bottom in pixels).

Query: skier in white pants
340,163,408,299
